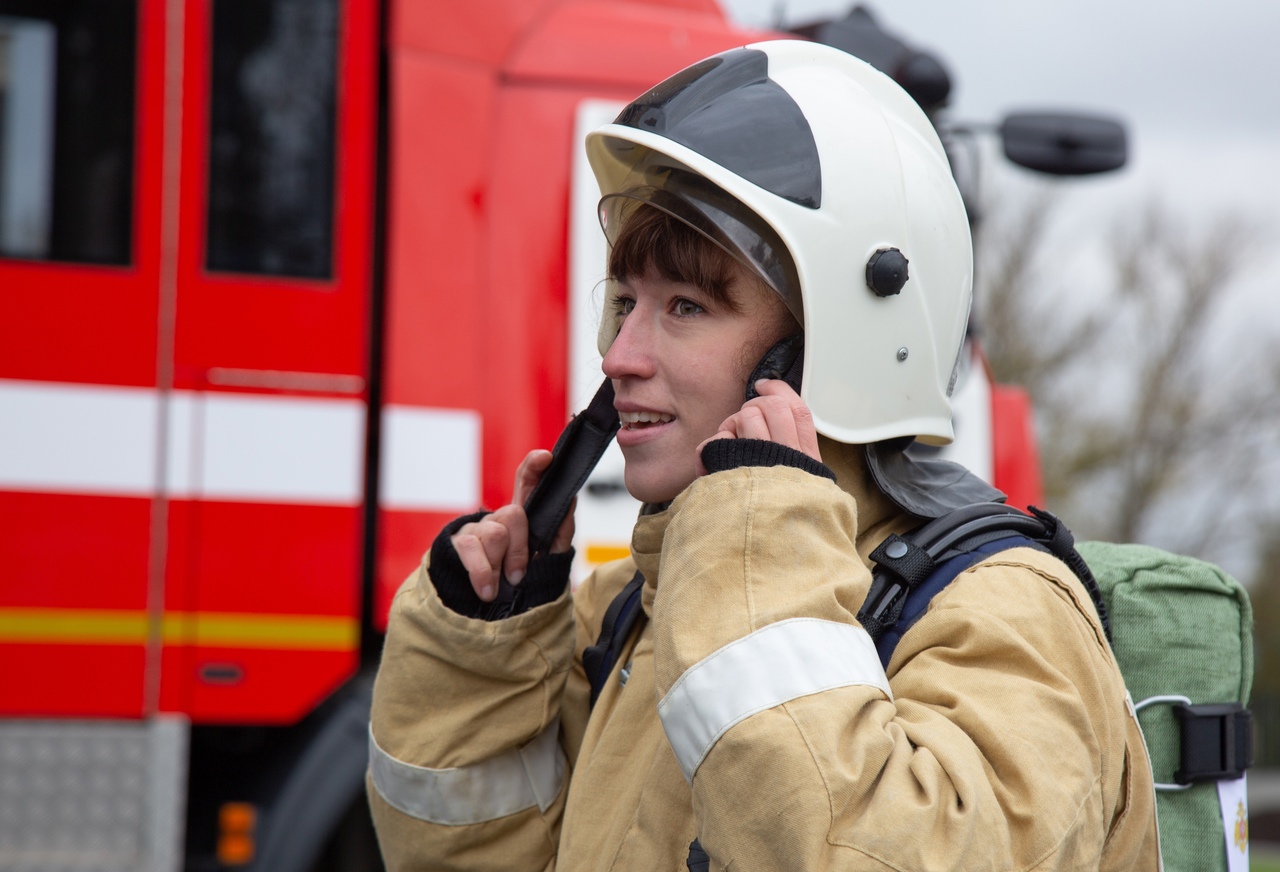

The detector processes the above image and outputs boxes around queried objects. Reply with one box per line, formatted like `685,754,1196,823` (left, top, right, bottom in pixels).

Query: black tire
310,791,384,872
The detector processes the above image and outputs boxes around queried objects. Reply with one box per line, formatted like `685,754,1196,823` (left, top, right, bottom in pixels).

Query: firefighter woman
368,40,1159,870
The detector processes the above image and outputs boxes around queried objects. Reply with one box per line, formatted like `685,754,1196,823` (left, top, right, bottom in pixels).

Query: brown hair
607,203,754,312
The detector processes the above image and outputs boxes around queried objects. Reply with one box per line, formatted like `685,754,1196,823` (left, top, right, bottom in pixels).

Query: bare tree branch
975,188,1278,572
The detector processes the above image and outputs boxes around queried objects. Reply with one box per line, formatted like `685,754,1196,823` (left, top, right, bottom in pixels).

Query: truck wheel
310,791,384,872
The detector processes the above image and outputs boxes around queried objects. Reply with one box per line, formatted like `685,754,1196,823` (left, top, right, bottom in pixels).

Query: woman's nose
602,313,656,380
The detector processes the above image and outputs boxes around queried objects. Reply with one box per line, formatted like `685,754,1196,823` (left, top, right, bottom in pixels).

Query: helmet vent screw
897,347,909,362
866,248,910,297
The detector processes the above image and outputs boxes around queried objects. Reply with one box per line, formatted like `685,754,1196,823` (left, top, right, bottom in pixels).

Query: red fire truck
0,1,1118,869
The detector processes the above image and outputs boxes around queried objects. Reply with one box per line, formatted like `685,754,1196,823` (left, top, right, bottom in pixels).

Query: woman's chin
623,468,692,506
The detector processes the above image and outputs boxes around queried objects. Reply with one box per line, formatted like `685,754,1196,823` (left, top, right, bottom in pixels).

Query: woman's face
603,268,793,504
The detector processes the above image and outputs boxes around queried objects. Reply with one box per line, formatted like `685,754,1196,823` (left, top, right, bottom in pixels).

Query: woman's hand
696,378,822,471
450,450,576,602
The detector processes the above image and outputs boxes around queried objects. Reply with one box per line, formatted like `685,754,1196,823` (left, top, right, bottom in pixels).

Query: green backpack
1080,541,1254,872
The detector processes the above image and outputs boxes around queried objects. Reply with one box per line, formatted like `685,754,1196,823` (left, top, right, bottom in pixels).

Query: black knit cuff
700,438,837,482
428,511,574,620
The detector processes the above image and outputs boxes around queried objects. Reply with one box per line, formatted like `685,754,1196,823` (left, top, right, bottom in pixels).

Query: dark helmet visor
615,48,821,210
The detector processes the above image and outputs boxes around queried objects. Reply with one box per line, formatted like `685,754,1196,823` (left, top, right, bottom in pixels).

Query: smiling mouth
618,410,675,430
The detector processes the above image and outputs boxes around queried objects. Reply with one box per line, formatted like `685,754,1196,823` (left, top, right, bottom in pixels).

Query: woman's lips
618,409,675,428
615,408,676,446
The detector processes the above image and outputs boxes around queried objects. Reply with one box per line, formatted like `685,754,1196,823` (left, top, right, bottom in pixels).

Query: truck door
160,0,377,723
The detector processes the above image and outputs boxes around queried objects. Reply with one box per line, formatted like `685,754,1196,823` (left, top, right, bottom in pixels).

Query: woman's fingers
450,448,572,602
514,448,576,555
451,504,533,601
753,379,820,460
452,517,511,601
739,397,801,447
513,449,554,506
696,379,821,469
490,504,530,584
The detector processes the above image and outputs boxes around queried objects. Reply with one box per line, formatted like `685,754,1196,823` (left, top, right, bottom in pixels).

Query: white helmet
588,39,973,446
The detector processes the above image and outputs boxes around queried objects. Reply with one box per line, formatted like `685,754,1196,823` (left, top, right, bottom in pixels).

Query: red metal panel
0,492,151,610
374,509,457,631
177,648,357,724
1,645,147,718
0,0,169,719
391,0,729,65
390,0,546,65
990,384,1044,511
0,492,150,716
159,497,198,715
505,0,776,89
380,54,492,411
158,500,362,721
160,499,363,717
0,0,167,389
177,502,362,617
159,500,361,722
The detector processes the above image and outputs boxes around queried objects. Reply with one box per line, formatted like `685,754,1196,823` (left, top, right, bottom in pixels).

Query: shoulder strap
859,502,1111,668
582,570,647,708
871,533,1046,666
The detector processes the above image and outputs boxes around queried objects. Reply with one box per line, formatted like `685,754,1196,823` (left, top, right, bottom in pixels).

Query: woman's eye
674,299,703,317
614,297,635,316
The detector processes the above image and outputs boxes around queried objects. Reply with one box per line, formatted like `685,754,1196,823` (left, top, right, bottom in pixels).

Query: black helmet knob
866,248,910,296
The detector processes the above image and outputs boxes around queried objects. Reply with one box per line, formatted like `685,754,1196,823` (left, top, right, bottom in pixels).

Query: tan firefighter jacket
368,440,1160,870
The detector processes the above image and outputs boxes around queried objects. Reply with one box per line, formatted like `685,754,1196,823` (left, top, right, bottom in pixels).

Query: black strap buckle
1174,702,1253,784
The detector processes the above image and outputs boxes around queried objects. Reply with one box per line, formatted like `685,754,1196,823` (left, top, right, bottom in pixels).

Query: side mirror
1000,112,1127,176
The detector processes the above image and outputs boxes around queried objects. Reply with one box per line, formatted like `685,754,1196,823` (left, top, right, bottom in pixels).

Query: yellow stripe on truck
0,608,358,651
163,612,358,649
0,608,150,644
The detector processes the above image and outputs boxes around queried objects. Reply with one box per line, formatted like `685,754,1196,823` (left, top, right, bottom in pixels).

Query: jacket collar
631,503,669,618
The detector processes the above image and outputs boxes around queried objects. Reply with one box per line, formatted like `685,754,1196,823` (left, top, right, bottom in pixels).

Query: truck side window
0,1,136,265
206,0,339,280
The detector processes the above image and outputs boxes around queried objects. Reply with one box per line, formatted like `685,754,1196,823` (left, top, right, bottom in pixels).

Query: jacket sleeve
367,549,576,872
651,465,1148,871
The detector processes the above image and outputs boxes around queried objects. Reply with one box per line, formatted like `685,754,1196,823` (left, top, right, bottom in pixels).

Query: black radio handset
522,380,620,559
745,333,804,401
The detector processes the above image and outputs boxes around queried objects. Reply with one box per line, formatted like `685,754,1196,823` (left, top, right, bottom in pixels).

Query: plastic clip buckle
1174,702,1253,785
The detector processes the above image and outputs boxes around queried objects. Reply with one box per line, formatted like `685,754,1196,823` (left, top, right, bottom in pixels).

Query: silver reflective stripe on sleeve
367,718,565,825
658,618,890,782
